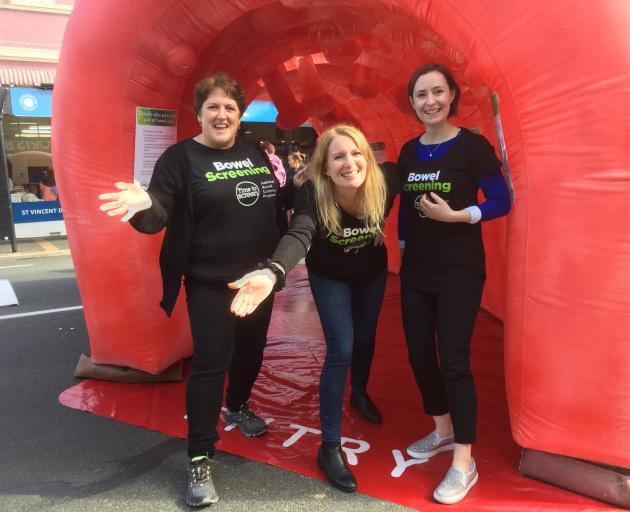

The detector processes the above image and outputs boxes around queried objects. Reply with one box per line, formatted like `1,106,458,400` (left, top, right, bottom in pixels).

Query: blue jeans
308,269,387,442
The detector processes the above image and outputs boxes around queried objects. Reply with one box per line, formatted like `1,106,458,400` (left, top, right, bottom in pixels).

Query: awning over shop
0,64,56,87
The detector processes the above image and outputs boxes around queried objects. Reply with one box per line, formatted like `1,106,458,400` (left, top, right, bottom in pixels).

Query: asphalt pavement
0,247,412,512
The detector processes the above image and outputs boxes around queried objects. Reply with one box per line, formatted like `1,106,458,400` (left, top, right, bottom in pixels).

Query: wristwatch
258,259,286,291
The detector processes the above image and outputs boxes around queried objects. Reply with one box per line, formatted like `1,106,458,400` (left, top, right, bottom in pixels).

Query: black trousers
185,280,274,458
400,279,483,444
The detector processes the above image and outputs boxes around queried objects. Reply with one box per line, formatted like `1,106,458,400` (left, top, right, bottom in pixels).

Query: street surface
0,254,411,511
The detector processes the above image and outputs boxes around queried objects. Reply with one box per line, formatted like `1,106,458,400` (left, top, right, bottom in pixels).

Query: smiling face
196,87,240,149
409,70,455,128
325,135,367,192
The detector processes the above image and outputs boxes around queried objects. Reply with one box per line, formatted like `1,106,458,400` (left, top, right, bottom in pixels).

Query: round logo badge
235,181,260,206
19,93,38,112
414,195,427,218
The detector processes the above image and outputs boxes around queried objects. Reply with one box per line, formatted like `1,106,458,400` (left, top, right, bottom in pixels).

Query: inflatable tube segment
53,0,630,469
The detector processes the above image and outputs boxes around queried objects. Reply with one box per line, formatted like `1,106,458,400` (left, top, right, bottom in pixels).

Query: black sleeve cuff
258,259,286,291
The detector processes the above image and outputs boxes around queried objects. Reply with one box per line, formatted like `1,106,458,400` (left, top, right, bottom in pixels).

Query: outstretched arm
228,265,284,317
98,181,152,222
228,184,317,317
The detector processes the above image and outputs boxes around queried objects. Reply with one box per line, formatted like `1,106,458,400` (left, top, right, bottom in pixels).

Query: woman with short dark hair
98,71,306,507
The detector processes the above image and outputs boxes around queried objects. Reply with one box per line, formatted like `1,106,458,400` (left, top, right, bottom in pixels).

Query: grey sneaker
433,459,478,504
185,456,219,507
406,431,455,459
223,403,268,437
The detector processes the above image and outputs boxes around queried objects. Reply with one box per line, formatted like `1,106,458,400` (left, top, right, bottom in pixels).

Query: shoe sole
223,418,268,437
185,494,219,507
316,458,357,493
406,442,455,460
433,472,478,505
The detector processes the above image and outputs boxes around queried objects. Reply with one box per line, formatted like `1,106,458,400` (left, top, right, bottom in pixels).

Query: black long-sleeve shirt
271,164,399,284
130,136,295,315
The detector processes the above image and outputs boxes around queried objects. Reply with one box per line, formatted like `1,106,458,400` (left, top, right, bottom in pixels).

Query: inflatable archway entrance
53,0,630,476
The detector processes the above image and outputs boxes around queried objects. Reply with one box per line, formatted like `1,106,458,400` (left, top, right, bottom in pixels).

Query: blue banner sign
12,201,63,223
8,87,53,117
242,100,279,123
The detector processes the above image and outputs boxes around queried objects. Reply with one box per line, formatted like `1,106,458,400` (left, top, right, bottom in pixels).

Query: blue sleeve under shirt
398,169,511,245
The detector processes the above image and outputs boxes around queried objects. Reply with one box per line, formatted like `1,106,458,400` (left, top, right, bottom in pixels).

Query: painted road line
0,305,83,320
0,280,19,307
0,264,35,270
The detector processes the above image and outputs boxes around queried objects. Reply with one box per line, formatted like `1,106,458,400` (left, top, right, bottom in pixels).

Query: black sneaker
185,456,218,507
223,403,268,437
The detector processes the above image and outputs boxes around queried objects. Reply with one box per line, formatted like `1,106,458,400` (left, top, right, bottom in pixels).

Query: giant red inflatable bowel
53,0,630,469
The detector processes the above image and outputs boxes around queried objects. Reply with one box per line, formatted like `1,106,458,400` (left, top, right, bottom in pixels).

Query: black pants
400,279,483,444
185,280,274,458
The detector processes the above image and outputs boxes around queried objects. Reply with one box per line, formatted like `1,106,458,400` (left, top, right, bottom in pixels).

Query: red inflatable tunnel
53,0,630,477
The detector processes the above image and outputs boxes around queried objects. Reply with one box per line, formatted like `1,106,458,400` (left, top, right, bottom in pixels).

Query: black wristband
258,259,286,291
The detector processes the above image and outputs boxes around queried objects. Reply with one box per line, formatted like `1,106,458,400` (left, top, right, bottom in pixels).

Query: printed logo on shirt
414,194,450,218
328,226,378,253
403,170,451,193
260,180,278,199
414,195,427,218
235,181,260,206
205,157,272,182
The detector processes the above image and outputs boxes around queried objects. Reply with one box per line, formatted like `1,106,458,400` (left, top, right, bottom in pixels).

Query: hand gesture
98,181,152,222
419,192,454,222
228,269,276,317
373,233,385,247
292,165,310,189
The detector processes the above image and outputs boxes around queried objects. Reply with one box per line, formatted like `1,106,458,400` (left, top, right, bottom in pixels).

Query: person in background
285,151,309,221
397,63,511,505
228,124,399,493
98,72,306,508
7,159,13,191
40,167,58,201
261,141,287,187
287,150,306,182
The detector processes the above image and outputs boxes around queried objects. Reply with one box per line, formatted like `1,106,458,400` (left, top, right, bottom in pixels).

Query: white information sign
134,107,177,188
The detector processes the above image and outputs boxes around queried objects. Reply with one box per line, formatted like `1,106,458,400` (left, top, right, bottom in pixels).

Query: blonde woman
287,150,306,180
229,124,399,492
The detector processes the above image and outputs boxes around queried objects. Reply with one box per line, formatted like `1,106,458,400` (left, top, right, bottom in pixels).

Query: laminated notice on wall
134,108,177,188
491,92,515,203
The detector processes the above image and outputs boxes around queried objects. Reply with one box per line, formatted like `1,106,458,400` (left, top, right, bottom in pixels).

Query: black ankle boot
350,391,382,423
317,441,357,492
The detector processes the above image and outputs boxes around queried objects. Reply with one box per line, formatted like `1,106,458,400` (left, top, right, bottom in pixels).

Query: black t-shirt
184,137,282,283
397,129,500,290
272,165,399,283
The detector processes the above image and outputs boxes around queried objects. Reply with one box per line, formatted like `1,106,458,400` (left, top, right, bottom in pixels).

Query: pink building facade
1,0,73,239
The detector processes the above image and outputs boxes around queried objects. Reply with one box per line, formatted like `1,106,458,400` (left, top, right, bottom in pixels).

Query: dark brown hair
193,72,246,116
407,63,460,117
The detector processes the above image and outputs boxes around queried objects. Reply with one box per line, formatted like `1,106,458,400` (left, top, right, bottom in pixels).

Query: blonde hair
310,124,387,236
288,151,306,169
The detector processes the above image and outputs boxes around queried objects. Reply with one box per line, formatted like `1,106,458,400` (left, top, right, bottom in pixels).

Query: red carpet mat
59,267,619,511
